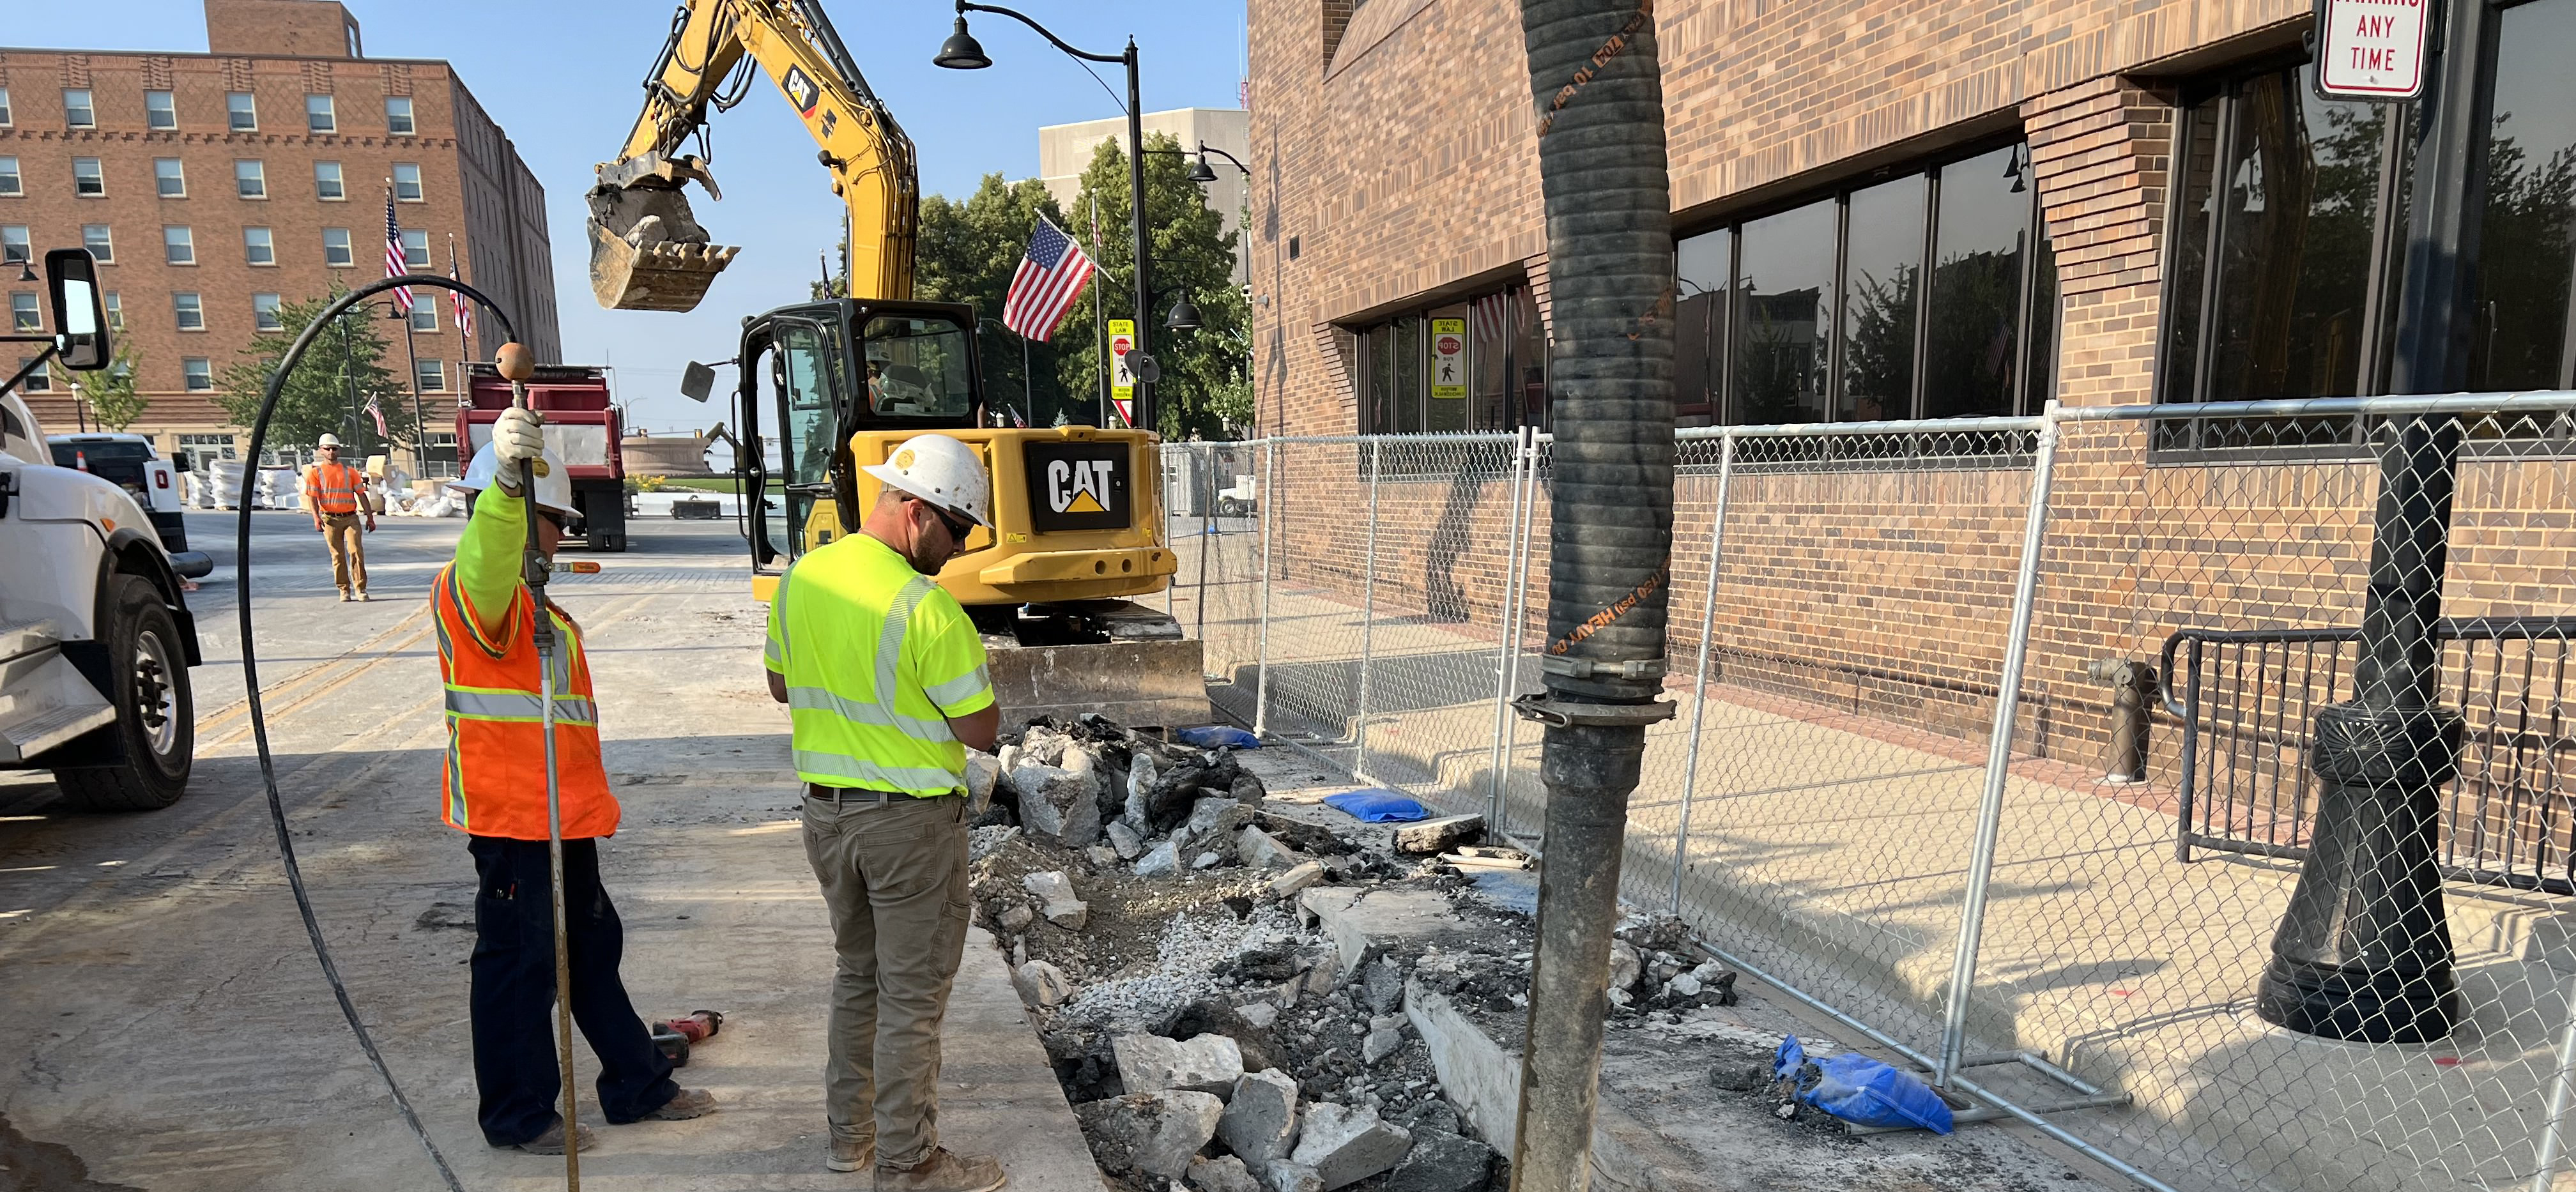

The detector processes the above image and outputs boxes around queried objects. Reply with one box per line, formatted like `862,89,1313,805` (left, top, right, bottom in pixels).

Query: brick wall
204,0,362,60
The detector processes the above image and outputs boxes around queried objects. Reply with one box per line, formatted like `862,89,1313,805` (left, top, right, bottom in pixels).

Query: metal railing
1165,392,2576,1192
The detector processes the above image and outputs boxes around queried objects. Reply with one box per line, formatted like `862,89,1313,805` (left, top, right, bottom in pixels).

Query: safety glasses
926,501,976,543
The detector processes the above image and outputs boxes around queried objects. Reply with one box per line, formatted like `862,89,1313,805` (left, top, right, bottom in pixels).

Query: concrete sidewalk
1172,569,2576,1192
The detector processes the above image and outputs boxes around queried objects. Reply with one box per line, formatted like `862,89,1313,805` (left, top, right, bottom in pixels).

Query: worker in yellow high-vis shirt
763,434,1004,1192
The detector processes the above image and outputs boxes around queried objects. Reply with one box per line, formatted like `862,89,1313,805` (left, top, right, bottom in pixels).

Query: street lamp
937,1,1158,432
1165,292,1203,333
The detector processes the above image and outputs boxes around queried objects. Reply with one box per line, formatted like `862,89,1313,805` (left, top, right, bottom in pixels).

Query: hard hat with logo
316,433,343,448
450,440,576,518
863,434,991,528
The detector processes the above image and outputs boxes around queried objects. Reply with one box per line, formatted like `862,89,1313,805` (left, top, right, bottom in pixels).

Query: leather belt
804,783,956,806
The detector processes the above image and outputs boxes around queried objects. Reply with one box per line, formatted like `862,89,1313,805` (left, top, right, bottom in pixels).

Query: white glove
491,406,545,489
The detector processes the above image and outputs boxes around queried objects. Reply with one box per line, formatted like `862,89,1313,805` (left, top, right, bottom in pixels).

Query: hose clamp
1538,655,1667,681
1511,693,1679,728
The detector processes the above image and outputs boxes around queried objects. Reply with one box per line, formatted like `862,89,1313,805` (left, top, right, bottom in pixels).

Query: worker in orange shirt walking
305,433,375,601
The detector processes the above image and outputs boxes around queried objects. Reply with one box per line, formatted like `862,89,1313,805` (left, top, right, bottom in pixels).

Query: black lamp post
938,1,1156,432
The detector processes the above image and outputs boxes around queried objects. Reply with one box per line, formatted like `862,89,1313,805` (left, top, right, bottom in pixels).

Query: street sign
1109,319,1136,415
2313,0,2430,102
1430,318,1468,399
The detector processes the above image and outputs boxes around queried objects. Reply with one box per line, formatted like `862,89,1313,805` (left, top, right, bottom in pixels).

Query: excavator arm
588,0,918,312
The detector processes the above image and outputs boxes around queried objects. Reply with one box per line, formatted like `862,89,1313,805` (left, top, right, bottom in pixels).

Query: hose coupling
1539,655,1666,681
1511,692,1678,728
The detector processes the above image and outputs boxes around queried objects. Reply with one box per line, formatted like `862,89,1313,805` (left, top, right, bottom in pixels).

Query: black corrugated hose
1509,2,1678,1191
234,274,519,1192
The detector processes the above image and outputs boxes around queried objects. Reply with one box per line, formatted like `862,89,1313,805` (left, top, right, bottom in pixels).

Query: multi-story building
1039,107,1250,282
0,0,557,475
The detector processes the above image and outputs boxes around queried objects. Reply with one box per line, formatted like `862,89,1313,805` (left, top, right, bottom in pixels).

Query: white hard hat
451,441,576,518
863,434,991,528
316,433,342,448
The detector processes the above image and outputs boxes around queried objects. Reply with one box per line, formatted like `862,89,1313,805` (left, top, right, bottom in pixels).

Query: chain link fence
1172,393,2576,1192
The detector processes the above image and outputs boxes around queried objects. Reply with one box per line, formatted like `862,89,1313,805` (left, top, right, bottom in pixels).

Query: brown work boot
338,589,353,602
356,590,371,602
827,1135,875,1173
503,1119,594,1154
877,1147,1005,1192
646,1088,718,1120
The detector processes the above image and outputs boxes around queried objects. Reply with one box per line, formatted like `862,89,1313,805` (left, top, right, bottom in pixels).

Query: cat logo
1048,459,1116,514
782,66,821,115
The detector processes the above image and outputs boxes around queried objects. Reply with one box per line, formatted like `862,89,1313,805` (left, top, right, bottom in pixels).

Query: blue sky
6,1,1248,434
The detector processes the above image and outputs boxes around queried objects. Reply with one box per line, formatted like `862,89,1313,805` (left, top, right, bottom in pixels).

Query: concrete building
1039,107,1249,280
0,0,558,475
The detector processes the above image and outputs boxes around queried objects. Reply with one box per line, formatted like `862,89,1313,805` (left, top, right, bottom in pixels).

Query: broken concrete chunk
997,904,1036,934
1136,840,1184,878
1126,754,1160,826
1012,959,1073,1010
1108,819,1147,860
1087,845,1121,869
1011,762,1103,848
1259,1160,1324,1192
1363,959,1406,1015
1186,797,1254,848
1114,1032,1246,1097
1075,1090,1225,1178
1383,1129,1495,1192
1312,887,1478,974
1188,1154,1266,1192
1194,850,1227,871
1238,825,1305,870
1303,949,1344,997
1236,1002,1280,1030
1607,939,1642,995
1288,1103,1412,1191
1216,1067,1301,1163
1392,814,1485,855
1269,861,1328,899
1361,1026,1404,1066
1022,870,1090,931
965,750,1004,814
1232,771,1268,806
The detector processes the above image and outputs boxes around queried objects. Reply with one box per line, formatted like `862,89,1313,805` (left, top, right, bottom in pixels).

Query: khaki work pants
802,789,970,1166
320,511,367,594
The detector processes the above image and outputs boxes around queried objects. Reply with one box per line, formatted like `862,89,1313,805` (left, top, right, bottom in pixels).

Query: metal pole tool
494,340,579,1191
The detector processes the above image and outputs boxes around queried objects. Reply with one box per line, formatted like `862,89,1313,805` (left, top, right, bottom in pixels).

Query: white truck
1,249,211,810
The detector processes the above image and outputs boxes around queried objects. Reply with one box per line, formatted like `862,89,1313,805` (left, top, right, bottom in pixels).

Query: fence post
1671,431,1736,915
1937,406,2063,1085
1196,446,1214,642
2530,987,2576,1192
1255,439,1276,737
1164,446,1180,617
1485,428,1533,826
1356,438,1382,779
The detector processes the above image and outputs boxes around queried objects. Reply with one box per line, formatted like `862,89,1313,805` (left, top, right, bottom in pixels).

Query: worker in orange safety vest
303,433,374,601
433,405,716,1155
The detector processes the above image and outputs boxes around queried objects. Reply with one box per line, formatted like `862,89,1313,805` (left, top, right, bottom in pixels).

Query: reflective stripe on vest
769,541,983,798
431,565,620,839
309,462,363,514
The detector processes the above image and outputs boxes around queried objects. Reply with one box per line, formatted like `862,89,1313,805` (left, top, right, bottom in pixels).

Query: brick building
0,0,558,475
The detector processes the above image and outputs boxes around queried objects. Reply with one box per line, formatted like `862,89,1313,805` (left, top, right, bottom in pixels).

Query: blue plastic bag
1772,1037,1954,1134
1175,725,1261,750
1321,788,1431,823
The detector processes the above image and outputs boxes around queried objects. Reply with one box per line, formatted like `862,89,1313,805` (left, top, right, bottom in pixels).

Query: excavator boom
589,0,916,312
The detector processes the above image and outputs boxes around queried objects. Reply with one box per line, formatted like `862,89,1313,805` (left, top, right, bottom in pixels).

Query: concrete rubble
1116,1033,1247,1096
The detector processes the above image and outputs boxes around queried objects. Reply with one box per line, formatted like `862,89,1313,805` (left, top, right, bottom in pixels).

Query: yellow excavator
591,0,1202,728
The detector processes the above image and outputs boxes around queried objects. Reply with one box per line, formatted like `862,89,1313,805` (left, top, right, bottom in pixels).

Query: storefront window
1734,200,1836,425
1676,227,1731,424
1355,286,1544,436
1928,145,2034,419
2472,0,2576,391
1841,175,1925,422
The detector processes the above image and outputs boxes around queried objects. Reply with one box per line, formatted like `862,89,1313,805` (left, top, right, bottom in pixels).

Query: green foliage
1054,133,1250,439
81,344,150,432
912,174,1076,424
213,289,410,452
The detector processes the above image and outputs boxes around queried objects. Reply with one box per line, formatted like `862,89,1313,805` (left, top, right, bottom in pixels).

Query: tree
1054,132,1250,440
81,344,149,431
913,175,1080,425
214,289,407,452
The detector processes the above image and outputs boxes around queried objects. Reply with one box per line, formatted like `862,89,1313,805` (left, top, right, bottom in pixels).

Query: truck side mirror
44,248,111,371
680,361,716,403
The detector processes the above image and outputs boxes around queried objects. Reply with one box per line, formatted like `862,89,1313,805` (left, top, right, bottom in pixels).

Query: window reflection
1735,200,1836,424
1841,175,1924,422
1927,145,2030,420
2203,69,2385,402
2472,0,2576,391
1676,227,1731,423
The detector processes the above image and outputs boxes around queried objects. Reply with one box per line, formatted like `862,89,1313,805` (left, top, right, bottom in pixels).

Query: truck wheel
52,577,194,812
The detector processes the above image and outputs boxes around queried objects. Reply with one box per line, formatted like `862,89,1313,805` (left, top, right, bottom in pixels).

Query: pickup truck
48,432,188,552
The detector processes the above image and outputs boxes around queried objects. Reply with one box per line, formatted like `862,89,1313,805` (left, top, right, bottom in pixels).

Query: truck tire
52,577,194,812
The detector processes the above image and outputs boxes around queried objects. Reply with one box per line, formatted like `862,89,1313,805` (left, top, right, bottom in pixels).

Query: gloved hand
491,406,544,490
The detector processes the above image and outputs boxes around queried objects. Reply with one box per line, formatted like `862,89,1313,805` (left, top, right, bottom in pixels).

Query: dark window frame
1677,136,2055,428
1349,284,1548,439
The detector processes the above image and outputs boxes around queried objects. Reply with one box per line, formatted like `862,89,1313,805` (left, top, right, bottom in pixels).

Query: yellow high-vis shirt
765,533,993,795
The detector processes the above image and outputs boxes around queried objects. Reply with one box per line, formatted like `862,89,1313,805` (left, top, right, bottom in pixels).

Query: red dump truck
459,363,627,551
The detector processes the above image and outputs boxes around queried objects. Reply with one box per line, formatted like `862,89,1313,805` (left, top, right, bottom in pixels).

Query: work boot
339,589,353,602
502,1119,594,1155
877,1147,1005,1192
356,590,371,602
827,1135,875,1173
645,1088,717,1120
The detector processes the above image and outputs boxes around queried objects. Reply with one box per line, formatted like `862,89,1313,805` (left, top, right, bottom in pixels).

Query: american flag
1473,286,1520,347
1002,216,1096,342
447,237,473,341
364,394,388,437
383,192,413,313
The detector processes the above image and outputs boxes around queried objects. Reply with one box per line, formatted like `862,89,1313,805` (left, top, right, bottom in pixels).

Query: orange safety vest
306,461,365,515
430,565,619,841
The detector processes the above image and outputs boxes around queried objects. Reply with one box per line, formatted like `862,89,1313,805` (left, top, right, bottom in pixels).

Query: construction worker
303,433,373,601
438,406,716,1155
763,434,1004,1192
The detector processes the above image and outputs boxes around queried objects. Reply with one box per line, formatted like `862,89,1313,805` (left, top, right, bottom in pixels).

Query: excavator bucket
585,160,740,313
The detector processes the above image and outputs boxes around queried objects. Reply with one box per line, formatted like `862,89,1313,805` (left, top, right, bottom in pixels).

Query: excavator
586,0,1204,728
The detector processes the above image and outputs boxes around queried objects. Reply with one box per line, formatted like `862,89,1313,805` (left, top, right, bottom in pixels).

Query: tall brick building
0,0,558,475
1248,0,2576,436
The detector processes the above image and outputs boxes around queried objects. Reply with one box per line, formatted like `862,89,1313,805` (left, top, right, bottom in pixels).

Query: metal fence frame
1160,391,2576,1192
